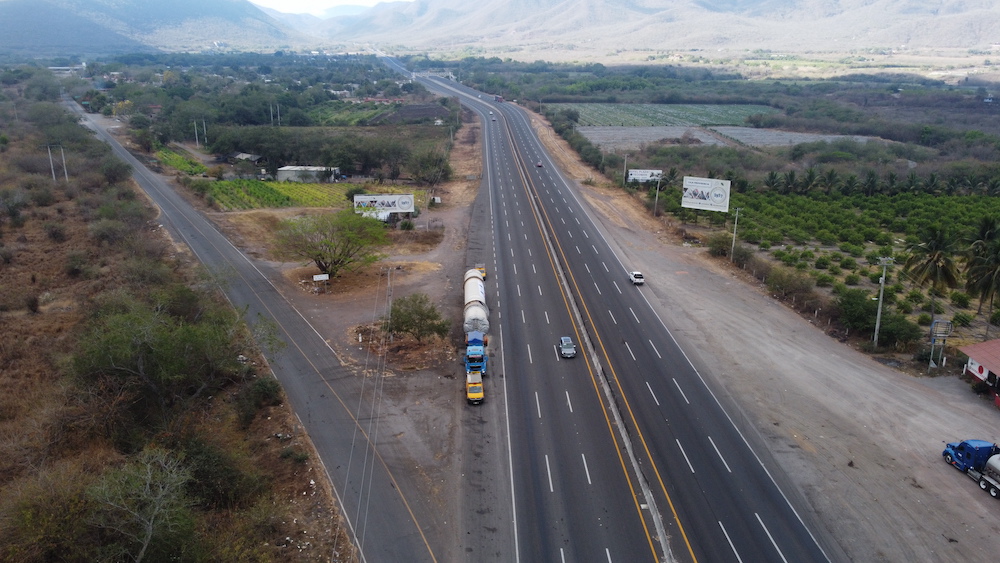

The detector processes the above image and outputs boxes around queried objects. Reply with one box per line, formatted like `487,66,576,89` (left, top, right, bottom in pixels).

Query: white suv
629,271,645,285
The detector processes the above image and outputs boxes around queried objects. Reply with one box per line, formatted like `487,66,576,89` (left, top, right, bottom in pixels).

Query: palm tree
884,171,899,195
782,170,798,195
966,240,1000,339
762,171,781,192
904,225,961,334
965,214,1000,317
841,174,859,195
924,173,940,195
862,169,879,196
801,167,818,194
821,168,840,194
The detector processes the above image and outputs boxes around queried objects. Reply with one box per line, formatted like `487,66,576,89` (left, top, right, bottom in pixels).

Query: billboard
627,169,662,183
681,176,730,212
353,194,415,213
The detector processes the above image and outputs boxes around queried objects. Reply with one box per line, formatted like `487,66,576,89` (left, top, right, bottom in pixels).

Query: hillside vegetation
0,74,349,561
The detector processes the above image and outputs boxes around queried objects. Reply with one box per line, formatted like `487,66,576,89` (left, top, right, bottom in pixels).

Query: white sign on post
681,176,731,212
353,194,415,213
627,169,663,183
313,274,330,282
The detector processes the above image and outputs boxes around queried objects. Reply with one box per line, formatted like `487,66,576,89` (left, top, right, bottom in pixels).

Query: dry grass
0,126,351,561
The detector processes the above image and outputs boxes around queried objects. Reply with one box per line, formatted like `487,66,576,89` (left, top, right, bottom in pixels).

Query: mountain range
0,0,998,59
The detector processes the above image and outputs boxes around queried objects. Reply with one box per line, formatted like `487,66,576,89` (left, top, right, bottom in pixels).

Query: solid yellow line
499,118,661,561
504,117,698,562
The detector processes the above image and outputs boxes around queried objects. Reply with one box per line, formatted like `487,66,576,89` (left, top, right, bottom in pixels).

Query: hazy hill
320,0,1000,55
0,0,306,55
0,0,997,59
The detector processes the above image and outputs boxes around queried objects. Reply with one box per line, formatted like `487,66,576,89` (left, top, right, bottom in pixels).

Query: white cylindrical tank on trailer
464,303,490,334
986,454,1000,477
464,269,486,307
463,269,489,333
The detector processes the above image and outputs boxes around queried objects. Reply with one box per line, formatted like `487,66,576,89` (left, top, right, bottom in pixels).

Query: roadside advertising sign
627,169,663,183
681,176,731,212
353,194,415,213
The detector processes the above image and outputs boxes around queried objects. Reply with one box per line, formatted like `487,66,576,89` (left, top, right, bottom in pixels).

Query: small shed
276,166,340,183
960,338,1000,408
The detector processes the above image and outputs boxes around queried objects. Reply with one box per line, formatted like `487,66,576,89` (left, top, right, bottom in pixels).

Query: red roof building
959,338,1000,408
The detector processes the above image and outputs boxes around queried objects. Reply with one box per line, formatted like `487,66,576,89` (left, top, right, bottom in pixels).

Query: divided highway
391,59,835,562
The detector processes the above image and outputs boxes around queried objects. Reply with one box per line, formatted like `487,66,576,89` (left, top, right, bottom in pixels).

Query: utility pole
46,145,56,181
652,174,662,217
622,154,629,188
59,146,68,182
873,257,893,349
193,121,199,147
730,207,742,261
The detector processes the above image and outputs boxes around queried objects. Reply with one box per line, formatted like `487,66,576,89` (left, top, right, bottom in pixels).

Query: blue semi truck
943,439,1000,498
465,331,488,374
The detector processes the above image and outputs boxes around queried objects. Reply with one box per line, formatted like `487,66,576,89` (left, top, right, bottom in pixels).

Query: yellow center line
497,116,669,561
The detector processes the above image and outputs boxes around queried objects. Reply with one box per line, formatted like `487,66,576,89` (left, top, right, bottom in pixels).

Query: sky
251,0,399,17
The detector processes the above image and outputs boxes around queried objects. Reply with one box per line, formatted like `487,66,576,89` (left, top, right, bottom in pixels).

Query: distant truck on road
943,439,1000,498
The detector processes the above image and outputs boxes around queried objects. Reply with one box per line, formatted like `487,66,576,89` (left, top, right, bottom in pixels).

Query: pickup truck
629,271,645,285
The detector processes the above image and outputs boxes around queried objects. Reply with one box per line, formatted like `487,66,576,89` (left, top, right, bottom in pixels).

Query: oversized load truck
943,439,1000,498
463,269,489,334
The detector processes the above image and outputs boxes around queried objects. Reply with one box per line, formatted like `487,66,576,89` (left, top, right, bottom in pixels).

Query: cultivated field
711,126,874,147
193,179,426,212
552,103,778,126
577,125,876,151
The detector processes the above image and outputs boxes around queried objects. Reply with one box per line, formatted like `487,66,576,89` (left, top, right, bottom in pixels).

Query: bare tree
88,449,192,563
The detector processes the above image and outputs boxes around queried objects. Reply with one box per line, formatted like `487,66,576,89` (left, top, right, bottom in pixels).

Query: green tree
383,293,449,342
835,288,878,332
407,149,452,186
904,225,961,331
73,295,246,442
275,209,388,277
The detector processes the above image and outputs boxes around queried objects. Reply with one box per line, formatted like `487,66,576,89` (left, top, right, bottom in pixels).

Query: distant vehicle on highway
559,336,577,358
536,161,542,167
629,271,645,285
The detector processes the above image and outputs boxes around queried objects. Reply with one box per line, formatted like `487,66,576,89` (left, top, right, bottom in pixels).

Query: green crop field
203,180,425,212
552,103,778,127
155,148,207,175
309,100,396,126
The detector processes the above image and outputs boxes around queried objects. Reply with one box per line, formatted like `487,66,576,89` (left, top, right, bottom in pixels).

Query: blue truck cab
943,440,1000,472
465,331,488,374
